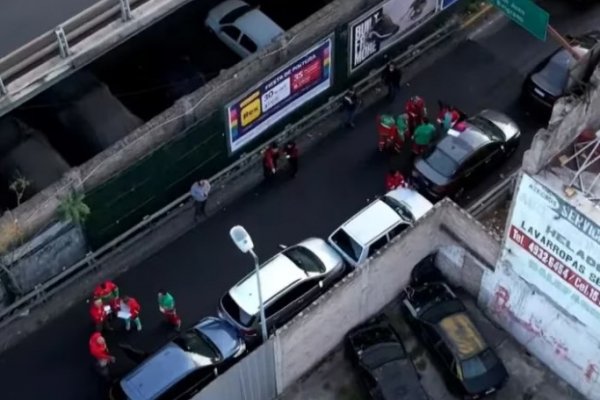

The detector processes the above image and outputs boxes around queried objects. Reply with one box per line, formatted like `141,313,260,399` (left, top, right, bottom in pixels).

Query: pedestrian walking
413,117,436,155
89,332,115,377
262,142,280,180
122,295,142,332
342,88,360,128
93,280,120,310
90,298,109,332
190,179,211,221
283,141,299,178
381,63,402,101
158,290,181,331
385,169,407,191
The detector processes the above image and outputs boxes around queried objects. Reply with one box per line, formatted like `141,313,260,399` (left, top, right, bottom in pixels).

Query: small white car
205,0,284,59
328,188,433,268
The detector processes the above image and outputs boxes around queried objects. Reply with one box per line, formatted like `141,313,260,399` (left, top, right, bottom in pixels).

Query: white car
205,0,284,59
328,188,433,268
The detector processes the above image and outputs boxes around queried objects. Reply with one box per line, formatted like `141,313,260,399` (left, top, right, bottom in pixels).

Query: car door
266,280,321,330
159,367,217,400
460,144,499,183
219,26,243,56
367,235,389,259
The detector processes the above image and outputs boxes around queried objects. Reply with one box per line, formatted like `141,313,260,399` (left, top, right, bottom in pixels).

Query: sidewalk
0,2,597,400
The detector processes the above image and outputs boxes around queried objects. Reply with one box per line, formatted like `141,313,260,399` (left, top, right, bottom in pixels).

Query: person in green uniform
158,290,182,331
413,117,437,155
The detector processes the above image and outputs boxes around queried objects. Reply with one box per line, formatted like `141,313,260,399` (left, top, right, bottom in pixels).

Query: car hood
414,157,452,187
462,362,508,395
478,109,520,141
195,317,243,359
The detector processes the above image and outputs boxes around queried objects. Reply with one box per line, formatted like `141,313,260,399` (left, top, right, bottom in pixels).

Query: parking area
279,289,582,400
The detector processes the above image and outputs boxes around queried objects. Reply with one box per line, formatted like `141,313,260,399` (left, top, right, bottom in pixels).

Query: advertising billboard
225,37,333,153
501,173,600,330
348,0,439,73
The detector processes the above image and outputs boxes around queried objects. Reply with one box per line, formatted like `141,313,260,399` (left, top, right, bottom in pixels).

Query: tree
58,191,91,225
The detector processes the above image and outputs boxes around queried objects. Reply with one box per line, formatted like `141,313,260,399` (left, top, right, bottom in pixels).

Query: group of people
262,140,299,180
88,280,182,376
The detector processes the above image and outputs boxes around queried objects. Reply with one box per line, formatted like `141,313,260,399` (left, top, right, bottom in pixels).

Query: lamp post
229,225,268,342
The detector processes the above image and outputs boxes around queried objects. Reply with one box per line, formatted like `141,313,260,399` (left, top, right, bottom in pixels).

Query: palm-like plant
58,191,91,225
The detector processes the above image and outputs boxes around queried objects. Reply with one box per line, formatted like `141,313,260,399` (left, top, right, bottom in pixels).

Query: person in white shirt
190,179,211,221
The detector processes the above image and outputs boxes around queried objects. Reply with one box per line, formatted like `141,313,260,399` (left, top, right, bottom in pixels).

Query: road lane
0,2,598,399
0,0,99,57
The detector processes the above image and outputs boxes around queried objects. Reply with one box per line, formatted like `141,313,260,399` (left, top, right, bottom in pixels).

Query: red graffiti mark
493,285,510,314
585,363,599,382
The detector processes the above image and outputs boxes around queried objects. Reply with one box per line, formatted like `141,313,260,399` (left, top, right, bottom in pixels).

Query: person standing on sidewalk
342,88,360,128
158,290,182,331
122,295,142,332
284,141,299,178
190,179,211,221
89,332,115,377
381,63,402,101
262,142,280,181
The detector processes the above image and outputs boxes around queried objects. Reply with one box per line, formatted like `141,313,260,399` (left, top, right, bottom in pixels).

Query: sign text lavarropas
502,174,600,330
225,38,333,153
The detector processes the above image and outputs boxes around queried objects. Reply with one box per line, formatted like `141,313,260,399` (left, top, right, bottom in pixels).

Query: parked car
328,187,433,268
205,0,284,59
346,314,429,400
109,316,245,400
218,238,345,343
401,282,508,399
412,109,520,200
521,30,600,113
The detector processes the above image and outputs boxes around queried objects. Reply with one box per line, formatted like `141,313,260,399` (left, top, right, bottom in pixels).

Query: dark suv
401,282,508,399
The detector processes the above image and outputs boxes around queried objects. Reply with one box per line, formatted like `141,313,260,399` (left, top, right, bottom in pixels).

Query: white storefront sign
501,173,600,332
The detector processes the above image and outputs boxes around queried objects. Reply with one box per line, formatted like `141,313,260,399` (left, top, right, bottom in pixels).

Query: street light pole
229,225,268,343
248,248,268,342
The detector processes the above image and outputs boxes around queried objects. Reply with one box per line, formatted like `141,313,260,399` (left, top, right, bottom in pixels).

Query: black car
401,282,508,399
346,315,429,400
412,109,520,200
522,31,600,114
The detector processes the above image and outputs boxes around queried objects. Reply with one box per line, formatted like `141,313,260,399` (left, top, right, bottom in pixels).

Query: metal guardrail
0,20,460,329
467,171,517,218
0,0,148,93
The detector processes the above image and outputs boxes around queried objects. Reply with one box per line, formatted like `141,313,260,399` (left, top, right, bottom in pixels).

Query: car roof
120,342,208,400
437,312,487,360
384,188,433,220
437,125,492,163
340,200,403,245
234,10,284,47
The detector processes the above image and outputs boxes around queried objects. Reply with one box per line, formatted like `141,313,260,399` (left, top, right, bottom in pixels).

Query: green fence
83,1,464,249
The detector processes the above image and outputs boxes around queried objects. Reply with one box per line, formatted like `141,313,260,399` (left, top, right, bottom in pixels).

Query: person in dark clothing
284,141,299,178
342,88,360,128
262,142,280,180
381,63,402,101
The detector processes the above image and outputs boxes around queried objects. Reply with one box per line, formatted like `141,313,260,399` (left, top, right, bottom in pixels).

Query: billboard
348,0,439,73
225,37,333,153
501,173,600,330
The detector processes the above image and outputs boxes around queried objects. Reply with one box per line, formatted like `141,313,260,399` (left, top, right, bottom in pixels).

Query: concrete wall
523,66,600,175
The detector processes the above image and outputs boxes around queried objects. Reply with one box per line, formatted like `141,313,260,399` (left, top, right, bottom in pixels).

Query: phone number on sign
509,225,600,306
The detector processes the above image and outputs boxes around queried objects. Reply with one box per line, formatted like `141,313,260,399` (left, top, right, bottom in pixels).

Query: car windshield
535,51,571,96
468,116,504,141
220,4,253,24
330,229,362,262
420,299,465,323
424,148,459,177
173,330,221,360
283,247,325,274
460,348,499,379
380,196,414,222
222,292,255,327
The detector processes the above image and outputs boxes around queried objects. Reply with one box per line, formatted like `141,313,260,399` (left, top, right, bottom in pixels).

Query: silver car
205,0,284,59
328,188,433,269
218,238,345,343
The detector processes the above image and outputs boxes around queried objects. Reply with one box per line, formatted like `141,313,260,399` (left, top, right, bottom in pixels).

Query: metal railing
0,20,460,329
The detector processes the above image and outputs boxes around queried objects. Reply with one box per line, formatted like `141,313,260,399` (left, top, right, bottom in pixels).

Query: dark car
346,315,429,400
401,282,508,399
412,109,520,200
109,316,246,400
522,31,600,114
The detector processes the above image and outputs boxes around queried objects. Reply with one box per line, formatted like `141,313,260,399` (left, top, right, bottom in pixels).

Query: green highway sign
489,0,549,41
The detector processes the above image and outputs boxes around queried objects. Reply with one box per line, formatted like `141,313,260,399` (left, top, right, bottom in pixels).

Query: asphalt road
0,0,99,57
1,2,599,399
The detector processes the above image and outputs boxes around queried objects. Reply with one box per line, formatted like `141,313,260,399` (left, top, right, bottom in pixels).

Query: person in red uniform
405,96,427,134
90,298,109,332
122,295,142,332
262,142,280,180
284,141,299,178
89,332,115,376
93,280,120,312
385,170,407,191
